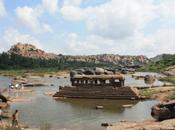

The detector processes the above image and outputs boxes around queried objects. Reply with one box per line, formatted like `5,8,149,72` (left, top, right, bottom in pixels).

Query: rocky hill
150,54,164,62
8,42,57,59
61,54,149,67
6,43,150,67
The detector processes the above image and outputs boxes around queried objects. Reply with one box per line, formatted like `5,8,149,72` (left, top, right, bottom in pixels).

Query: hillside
0,43,150,70
61,54,149,67
139,54,175,72
8,42,57,59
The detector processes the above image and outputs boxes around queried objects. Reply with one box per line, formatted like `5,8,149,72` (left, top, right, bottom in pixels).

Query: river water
0,72,165,130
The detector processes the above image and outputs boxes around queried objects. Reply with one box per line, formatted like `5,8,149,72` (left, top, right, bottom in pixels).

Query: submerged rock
95,106,104,109
101,123,110,127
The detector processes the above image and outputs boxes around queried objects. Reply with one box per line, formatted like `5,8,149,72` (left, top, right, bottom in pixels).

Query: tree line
0,53,111,70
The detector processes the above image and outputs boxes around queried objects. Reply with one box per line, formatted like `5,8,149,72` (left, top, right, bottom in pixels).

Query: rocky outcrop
8,42,57,59
150,54,165,62
61,54,150,66
164,66,175,76
7,43,150,66
144,75,156,84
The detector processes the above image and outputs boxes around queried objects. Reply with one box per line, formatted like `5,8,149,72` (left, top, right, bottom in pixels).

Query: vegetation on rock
139,54,175,72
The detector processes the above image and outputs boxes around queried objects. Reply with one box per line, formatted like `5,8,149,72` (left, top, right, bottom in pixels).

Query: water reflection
57,99,138,113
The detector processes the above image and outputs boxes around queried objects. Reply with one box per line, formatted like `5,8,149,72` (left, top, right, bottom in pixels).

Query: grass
167,91,175,100
138,64,164,73
139,88,158,98
0,123,61,130
0,125,22,130
0,68,69,77
160,76,175,85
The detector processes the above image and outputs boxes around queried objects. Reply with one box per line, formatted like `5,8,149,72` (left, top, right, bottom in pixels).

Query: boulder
164,66,175,76
101,123,109,127
83,70,95,75
70,70,77,77
95,106,104,109
95,67,105,75
144,75,156,84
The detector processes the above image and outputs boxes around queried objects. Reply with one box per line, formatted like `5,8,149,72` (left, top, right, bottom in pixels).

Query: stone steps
54,86,139,99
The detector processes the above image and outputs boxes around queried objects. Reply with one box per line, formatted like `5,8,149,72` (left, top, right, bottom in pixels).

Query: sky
0,0,175,57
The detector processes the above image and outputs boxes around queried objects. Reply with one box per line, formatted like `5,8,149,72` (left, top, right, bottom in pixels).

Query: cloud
0,28,42,52
58,0,175,57
42,0,58,14
60,6,85,21
3,0,175,57
16,6,42,33
15,4,53,33
60,0,85,21
0,0,6,17
148,28,175,56
60,27,175,57
158,0,175,18
63,0,82,6
60,0,156,39
62,33,100,55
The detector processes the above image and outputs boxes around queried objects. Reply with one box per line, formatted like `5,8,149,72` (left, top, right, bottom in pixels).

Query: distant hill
60,54,149,67
0,42,150,70
139,54,175,72
150,54,165,62
8,42,57,59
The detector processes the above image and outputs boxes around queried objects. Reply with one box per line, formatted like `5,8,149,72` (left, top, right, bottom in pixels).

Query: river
0,72,164,130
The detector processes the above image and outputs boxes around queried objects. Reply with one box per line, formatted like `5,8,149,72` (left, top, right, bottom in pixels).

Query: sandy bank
139,86,175,101
107,119,175,130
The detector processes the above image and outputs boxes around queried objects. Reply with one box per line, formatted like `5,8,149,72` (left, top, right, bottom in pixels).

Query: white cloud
60,0,156,39
59,0,175,57
42,23,53,33
42,0,58,14
3,0,175,57
16,6,41,32
1,28,42,52
15,6,53,33
61,6,85,21
60,27,175,57
61,33,101,55
63,0,82,6
0,0,6,17
60,0,84,21
158,0,175,18
148,28,175,56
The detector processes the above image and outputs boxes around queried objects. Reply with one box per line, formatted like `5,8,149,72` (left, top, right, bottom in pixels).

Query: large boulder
83,70,95,75
144,75,156,84
164,66,175,76
0,94,8,103
94,67,105,75
70,70,77,77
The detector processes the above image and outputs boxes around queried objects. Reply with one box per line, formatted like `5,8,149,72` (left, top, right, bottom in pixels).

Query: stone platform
53,86,139,100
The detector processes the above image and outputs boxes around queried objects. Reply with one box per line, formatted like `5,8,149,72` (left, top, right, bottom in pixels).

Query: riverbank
0,69,69,77
139,86,175,101
107,86,175,130
0,123,66,130
107,118,175,130
160,76,175,85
